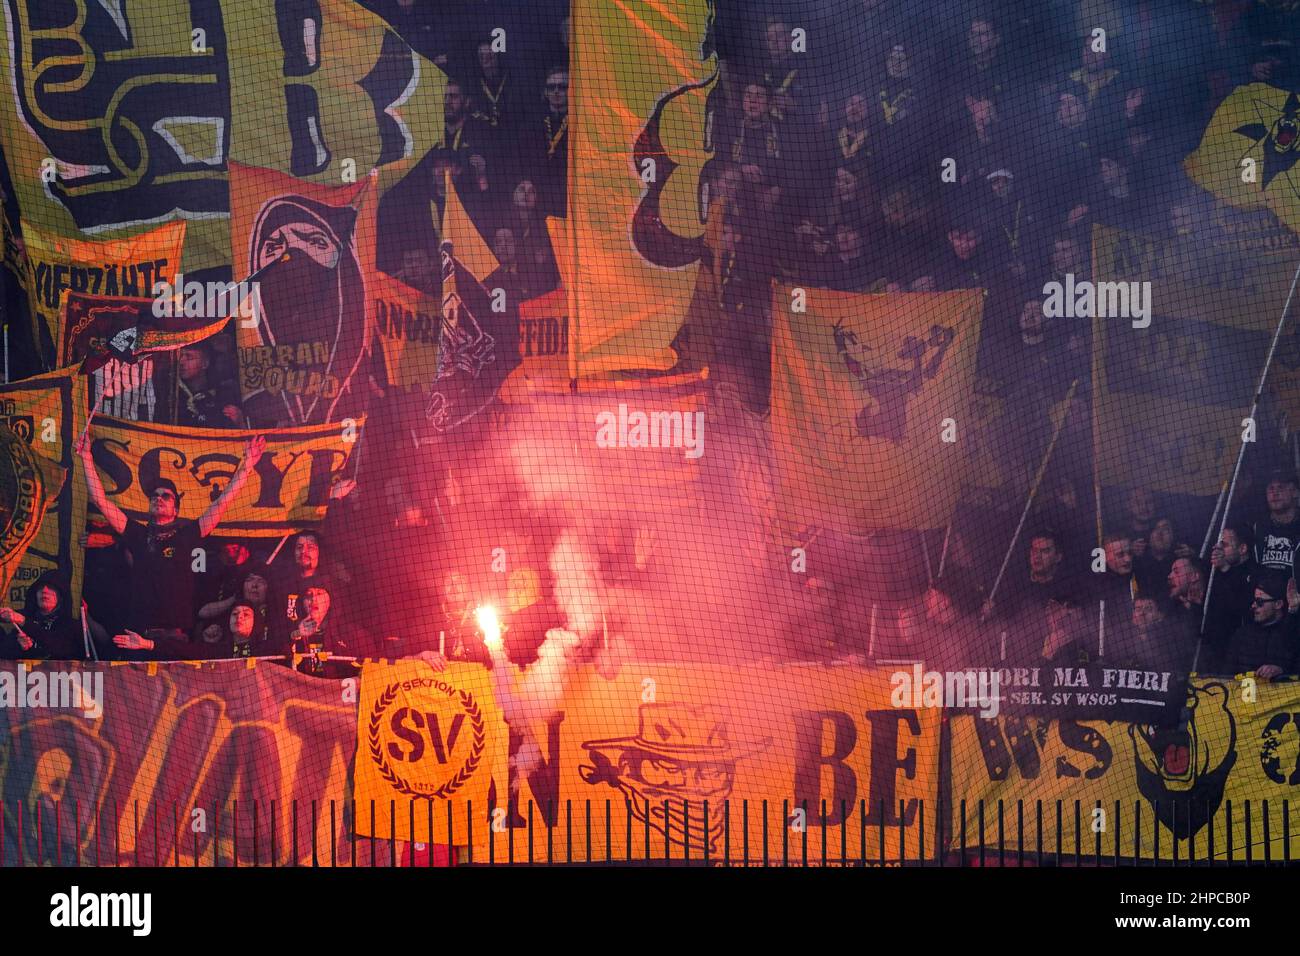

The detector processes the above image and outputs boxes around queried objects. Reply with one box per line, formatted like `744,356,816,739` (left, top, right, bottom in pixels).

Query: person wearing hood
190,603,265,660
0,573,82,660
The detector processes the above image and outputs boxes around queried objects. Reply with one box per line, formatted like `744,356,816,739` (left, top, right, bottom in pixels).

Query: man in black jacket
1222,574,1299,680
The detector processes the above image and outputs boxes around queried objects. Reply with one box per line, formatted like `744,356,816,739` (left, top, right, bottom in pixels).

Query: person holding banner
76,430,266,657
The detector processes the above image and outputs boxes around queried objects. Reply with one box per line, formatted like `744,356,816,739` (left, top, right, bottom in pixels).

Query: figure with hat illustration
579,703,771,856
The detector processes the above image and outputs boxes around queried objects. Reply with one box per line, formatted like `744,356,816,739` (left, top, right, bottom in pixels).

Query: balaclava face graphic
249,196,366,424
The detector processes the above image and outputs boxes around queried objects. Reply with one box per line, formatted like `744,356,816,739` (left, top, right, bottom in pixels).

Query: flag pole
1199,257,1300,655
936,520,952,579
986,379,1079,606
566,16,580,394
1199,480,1229,560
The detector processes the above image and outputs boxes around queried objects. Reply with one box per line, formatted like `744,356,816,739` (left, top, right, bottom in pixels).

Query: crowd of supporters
3,1,1300,685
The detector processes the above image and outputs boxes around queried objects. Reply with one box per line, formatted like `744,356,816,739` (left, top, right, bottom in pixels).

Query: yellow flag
0,367,87,610
951,677,1300,860
438,176,499,285
85,416,363,536
1091,224,1288,496
21,220,186,369
569,0,718,376
0,424,66,600
771,287,984,532
354,660,503,838
1184,82,1300,232
0,0,446,273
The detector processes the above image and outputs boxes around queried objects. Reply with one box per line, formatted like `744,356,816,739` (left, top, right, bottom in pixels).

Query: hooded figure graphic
245,194,367,425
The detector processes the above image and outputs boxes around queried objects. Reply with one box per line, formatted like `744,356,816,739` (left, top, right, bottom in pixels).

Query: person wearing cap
1220,574,1299,680
77,430,266,656
1254,469,1300,575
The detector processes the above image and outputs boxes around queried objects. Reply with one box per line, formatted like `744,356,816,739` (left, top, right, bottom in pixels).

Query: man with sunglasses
1220,574,1299,681
77,432,266,657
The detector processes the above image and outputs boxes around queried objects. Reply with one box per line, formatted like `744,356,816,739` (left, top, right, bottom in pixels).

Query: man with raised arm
78,431,266,657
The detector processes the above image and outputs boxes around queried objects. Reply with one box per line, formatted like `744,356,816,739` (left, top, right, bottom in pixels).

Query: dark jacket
1222,614,1300,677
0,572,82,660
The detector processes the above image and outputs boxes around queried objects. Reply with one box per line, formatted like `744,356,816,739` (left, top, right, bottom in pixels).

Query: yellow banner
353,660,940,862
0,0,445,273
21,220,186,369
0,424,66,599
950,676,1300,860
0,368,87,610
370,271,440,391
771,288,984,532
568,0,718,376
354,660,504,838
1091,224,1289,496
84,416,361,536
478,662,939,863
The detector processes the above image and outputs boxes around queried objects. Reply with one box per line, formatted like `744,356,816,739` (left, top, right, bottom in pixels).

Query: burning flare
476,604,503,651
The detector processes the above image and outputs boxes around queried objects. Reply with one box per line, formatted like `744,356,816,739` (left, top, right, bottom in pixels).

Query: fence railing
1,797,1294,866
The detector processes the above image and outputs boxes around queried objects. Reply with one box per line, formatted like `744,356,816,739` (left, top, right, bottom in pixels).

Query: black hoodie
0,572,82,660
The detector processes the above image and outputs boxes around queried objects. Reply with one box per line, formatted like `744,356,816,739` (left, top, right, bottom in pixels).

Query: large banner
0,368,87,610
771,288,984,532
567,0,718,376
950,677,1300,860
0,0,446,273
355,660,941,863
1091,224,1290,496
20,221,186,369
84,417,362,537
0,661,360,866
229,162,377,426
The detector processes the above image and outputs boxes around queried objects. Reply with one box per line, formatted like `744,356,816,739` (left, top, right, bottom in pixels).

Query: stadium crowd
2,0,1300,686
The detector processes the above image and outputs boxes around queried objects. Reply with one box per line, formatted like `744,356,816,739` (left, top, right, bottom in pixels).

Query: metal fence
1,797,1294,866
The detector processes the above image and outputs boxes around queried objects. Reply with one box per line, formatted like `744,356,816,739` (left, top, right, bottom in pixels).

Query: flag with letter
20,220,186,370
0,423,66,603
770,287,984,532
0,0,446,273
567,0,719,376
83,417,363,536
